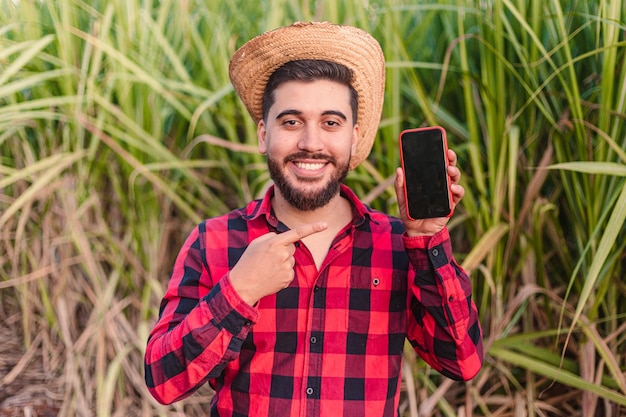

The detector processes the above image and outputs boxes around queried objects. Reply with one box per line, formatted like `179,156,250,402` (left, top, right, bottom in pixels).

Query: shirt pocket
345,268,407,340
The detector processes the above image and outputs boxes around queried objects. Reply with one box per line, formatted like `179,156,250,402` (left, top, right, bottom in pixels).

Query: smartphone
399,126,453,220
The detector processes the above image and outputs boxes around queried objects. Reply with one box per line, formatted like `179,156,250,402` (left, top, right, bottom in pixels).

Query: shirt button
448,296,454,302
314,286,319,292
310,336,317,344
432,248,439,257
306,387,314,396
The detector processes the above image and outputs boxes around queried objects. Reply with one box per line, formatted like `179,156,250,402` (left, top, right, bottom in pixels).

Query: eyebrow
275,109,348,121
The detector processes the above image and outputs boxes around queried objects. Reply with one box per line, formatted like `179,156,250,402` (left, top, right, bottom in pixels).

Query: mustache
284,152,337,165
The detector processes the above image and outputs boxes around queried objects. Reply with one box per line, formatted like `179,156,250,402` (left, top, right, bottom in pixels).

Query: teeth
295,162,325,171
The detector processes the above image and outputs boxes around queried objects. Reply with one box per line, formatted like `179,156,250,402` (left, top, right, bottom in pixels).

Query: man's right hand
229,222,328,306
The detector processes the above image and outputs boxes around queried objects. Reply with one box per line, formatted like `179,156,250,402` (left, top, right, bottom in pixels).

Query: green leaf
490,346,626,406
547,162,626,176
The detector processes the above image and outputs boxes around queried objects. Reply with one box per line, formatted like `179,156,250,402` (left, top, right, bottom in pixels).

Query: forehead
270,79,353,114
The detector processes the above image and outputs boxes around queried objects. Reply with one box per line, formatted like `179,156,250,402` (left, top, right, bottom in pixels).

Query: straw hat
229,21,385,169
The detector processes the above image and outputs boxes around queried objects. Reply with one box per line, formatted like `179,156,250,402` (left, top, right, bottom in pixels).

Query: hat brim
229,21,385,170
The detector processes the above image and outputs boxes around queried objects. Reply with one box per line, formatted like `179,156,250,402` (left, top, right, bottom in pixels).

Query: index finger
276,221,328,245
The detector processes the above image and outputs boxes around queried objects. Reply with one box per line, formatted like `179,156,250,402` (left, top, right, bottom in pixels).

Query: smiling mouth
294,161,327,171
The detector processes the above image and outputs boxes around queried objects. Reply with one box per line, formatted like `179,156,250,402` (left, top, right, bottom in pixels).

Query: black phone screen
400,128,451,219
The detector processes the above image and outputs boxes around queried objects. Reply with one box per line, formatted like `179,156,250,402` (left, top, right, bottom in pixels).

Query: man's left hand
394,149,465,237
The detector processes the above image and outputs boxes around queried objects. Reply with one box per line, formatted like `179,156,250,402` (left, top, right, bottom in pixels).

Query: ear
257,120,268,154
350,123,360,156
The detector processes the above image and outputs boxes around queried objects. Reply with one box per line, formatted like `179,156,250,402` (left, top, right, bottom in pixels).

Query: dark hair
261,59,358,124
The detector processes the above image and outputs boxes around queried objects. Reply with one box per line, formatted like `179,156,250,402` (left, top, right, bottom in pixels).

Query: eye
281,119,300,129
324,119,343,128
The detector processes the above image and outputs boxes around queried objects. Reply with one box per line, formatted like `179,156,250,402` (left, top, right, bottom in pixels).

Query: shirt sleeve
403,227,483,381
144,225,259,404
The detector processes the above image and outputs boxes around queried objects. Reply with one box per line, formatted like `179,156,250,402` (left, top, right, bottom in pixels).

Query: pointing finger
276,221,328,245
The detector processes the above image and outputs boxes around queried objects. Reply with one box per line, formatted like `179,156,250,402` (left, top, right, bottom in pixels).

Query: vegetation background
1,0,624,415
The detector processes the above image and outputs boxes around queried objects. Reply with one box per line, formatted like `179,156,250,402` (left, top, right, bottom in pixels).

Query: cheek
262,137,289,160
259,132,286,156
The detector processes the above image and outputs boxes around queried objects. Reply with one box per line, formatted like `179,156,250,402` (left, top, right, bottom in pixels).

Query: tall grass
0,0,624,415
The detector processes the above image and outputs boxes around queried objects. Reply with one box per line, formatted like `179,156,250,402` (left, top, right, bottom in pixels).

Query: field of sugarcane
1,0,625,416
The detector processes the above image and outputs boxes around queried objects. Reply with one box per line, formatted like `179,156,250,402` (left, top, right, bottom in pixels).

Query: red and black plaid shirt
145,185,483,416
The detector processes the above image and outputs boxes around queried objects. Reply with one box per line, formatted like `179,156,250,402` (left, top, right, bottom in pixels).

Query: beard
267,151,350,211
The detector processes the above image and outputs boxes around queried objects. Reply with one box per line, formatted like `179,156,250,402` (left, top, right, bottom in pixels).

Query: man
144,21,483,416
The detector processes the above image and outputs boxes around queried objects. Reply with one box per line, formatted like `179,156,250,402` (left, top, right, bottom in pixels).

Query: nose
297,124,325,152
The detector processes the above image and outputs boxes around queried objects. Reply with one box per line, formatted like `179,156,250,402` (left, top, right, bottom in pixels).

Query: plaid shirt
145,185,483,416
